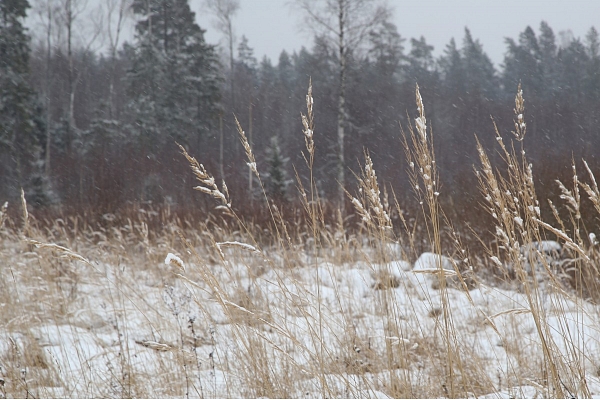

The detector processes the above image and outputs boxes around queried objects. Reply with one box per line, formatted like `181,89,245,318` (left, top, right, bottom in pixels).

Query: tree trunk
337,0,346,208
108,0,126,119
229,19,235,110
228,20,239,158
219,113,224,181
66,0,76,158
248,101,253,204
44,5,52,177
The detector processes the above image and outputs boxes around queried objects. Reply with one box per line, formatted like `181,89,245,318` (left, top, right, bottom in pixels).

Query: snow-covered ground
2,235,600,398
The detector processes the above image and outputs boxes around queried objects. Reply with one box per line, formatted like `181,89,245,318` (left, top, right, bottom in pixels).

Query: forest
2,0,600,227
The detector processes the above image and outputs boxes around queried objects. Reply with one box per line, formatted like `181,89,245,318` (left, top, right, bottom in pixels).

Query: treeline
2,0,600,226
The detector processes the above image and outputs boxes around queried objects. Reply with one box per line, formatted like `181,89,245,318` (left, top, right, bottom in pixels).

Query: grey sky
26,0,599,68
189,0,600,68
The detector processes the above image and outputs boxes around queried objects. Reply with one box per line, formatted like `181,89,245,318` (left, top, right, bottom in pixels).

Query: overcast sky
26,0,599,68
188,0,599,68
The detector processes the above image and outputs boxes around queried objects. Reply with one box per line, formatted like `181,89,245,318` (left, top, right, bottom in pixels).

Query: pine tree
557,38,589,101
406,36,435,82
362,20,404,161
462,28,496,98
404,36,437,105
503,26,543,98
368,20,404,78
439,38,464,96
0,0,52,205
436,32,496,190
538,21,558,95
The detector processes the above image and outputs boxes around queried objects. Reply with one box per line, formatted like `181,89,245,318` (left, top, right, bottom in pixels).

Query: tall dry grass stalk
0,201,8,230
474,85,600,397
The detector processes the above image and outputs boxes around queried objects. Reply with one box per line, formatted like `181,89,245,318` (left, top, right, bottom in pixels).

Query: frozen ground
2,238,600,398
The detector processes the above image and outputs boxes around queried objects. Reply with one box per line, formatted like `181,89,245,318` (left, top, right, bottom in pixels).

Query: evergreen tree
234,35,257,114
538,21,558,96
439,38,464,96
404,36,438,138
278,50,294,92
76,100,126,207
462,28,497,98
264,135,289,203
360,20,404,162
585,27,600,101
437,31,496,192
405,36,436,85
232,34,257,168
126,0,221,152
237,35,257,72
274,50,300,164
437,37,465,179
368,20,404,78
584,27,600,153
0,0,51,205
503,26,543,97
256,56,279,150
557,38,589,99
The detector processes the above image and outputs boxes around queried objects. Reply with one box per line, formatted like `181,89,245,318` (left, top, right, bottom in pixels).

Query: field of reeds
2,83,600,398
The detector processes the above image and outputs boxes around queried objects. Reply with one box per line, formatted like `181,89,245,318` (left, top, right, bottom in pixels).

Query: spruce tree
0,0,51,205
126,0,221,152
585,27,600,101
265,136,289,203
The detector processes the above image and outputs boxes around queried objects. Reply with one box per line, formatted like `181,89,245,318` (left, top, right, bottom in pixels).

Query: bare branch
204,0,240,42
293,0,392,53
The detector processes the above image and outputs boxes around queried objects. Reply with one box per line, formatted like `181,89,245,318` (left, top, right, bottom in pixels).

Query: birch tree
103,0,132,118
296,0,390,206
204,0,239,105
54,0,102,153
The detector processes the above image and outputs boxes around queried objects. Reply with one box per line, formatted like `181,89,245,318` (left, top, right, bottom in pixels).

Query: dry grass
2,82,600,398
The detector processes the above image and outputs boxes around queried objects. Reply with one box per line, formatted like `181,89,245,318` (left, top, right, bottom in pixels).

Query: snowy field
2,223,600,398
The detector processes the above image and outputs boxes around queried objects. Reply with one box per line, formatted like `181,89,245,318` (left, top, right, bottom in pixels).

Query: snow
165,252,186,270
520,240,562,256
413,252,456,272
216,241,260,253
3,242,600,398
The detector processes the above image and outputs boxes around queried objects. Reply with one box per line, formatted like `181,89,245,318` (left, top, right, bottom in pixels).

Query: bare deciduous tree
33,0,61,176
204,0,239,96
295,0,390,206
103,0,132,118
56,0,102,140
33,0,119,185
